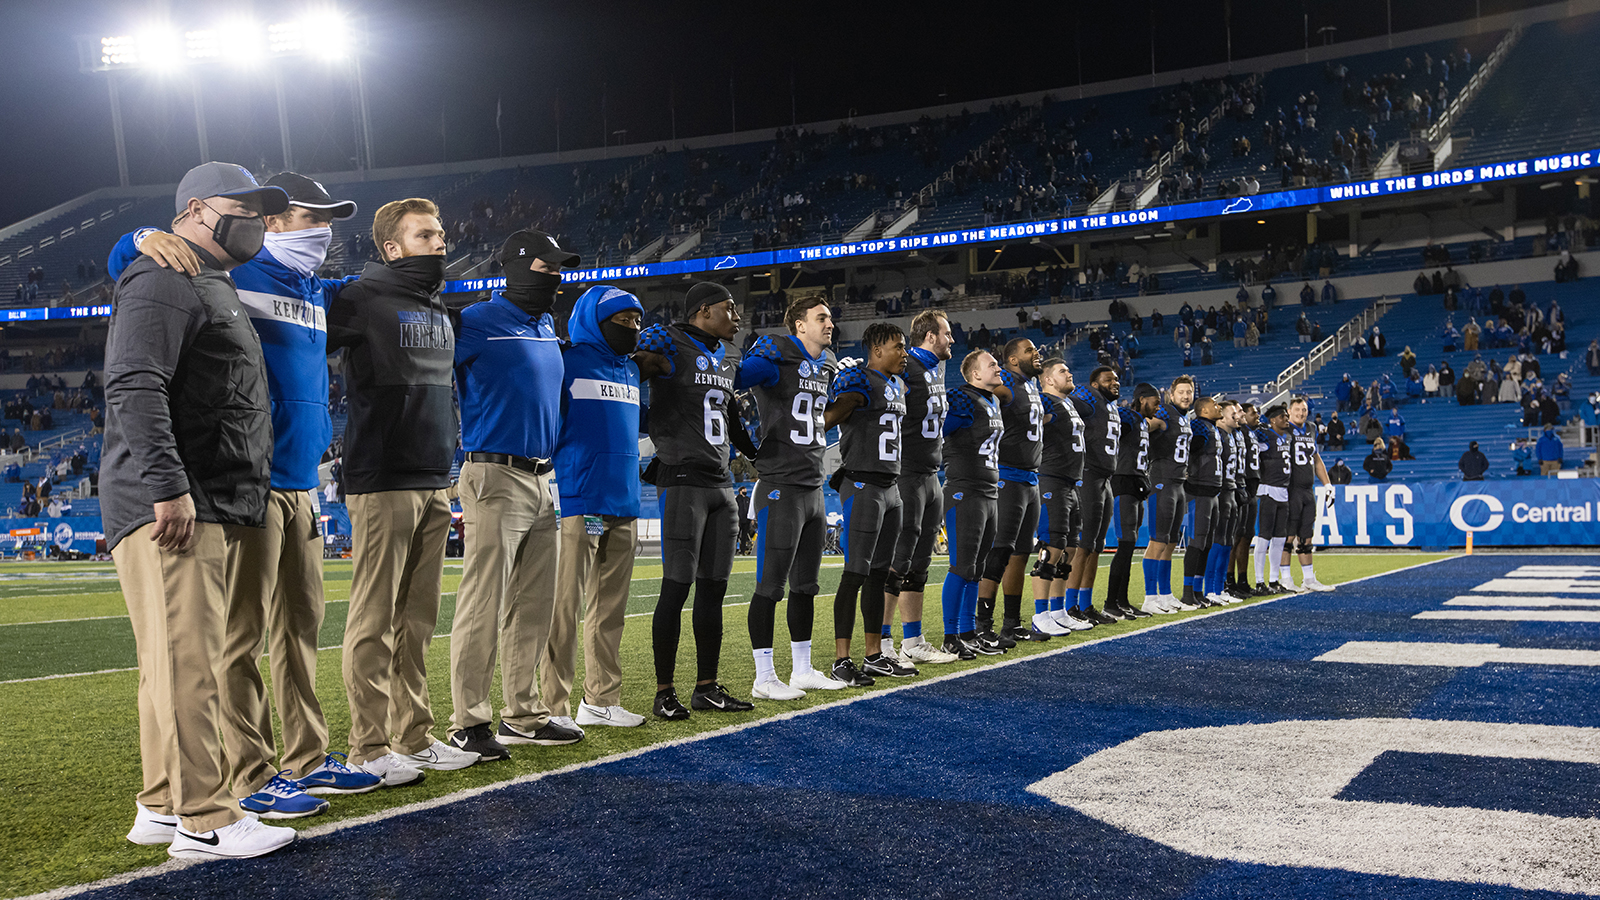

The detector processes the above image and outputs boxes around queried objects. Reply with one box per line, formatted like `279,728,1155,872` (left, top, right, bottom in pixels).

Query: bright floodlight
136,30,186,71
298,12,349,60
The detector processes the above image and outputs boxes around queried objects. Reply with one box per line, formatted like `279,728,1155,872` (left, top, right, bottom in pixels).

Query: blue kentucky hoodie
554,285,644,519
109,230,353,491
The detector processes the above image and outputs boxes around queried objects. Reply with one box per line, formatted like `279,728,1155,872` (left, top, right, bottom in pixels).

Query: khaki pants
543,515,637,712
343,489,450,765
221,488,328,796
449,462,559,736
1542,460,1562,475
115,521,247,834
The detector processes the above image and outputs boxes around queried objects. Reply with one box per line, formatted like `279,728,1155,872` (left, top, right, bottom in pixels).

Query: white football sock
753,648,776,683
1251,537,1269,584
790,640,814,676
1302,561,1315,584
1268,537,1287,583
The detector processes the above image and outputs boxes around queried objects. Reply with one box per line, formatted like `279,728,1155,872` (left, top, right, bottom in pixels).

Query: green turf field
0,551,1446,897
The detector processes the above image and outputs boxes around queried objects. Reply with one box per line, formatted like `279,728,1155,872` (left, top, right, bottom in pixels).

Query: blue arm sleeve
944,387,975,435
737,335,783,389
637,324,676,378
106,229,154,282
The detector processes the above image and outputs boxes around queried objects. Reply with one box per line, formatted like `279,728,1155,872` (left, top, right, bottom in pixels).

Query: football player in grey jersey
633,283,758,720
825,323,917,685
976,337,1046,649
1282,396,1335,592
1229,403,1262,597
885,311,959,665
738,296,848,700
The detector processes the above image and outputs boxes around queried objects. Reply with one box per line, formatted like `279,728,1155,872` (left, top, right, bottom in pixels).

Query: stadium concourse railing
1258,295,1400,407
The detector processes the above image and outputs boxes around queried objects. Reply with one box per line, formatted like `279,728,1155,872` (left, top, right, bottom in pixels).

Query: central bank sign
1312,480,1600,547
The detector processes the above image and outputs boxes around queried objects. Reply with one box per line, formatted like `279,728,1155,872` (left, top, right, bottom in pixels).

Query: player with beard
633,283,758,720
1182,397,1226,608
1062,367,1121,621
740,296,846,699
1141,376,1195,614
884,311,959,665
1104,384,1161,620
1282,396,1335,592
1229,403,1262,597
976,338,1046,647
1030,359,1089,636
939,350,1006,659
1251,405,1295,593
826,323,917,685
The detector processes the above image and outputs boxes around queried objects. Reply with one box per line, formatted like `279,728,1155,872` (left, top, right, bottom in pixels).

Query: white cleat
1207,592,1233,606
1140,596,1172,615
1029,612,1069,635
168,814,296,860
1303,577,1335,592
1281,580,1307,594
1055,610,1096,630
789,668,848,690
127,803,177,845
751,678,806,700
901,637,959,664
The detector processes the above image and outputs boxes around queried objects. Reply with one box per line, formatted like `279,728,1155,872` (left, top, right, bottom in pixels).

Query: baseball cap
175,162,289,216
500,229,580,269
265,172,357,220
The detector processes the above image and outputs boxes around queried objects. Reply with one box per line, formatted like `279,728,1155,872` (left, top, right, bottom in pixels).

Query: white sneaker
751,678,806,700
357,752,426,787
1303,577,1335,592
1032,611,1072,636
398,739,479,771
1140,596,1172,614
789,668,848,690
127,803,177,845
576,701,645,728
168,814,296,860
550,715,586,736
1057,610,1096,630
1157,594,1186,614
1280,580,1307,594
1207,592,1232,606
901,637,959,664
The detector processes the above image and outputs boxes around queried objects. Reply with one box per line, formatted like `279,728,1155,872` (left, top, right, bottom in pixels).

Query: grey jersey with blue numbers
997,368,1044,471
746,334,835,489
639,324,738,477
899,350,946,475
943,383,1003,495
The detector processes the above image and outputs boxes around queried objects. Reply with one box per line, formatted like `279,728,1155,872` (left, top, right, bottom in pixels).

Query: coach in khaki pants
326,197,479,779
105,162,295,859
447,229,584,759
545,284,647,728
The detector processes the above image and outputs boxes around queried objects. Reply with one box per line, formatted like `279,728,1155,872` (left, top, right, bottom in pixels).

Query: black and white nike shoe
942,637,977,661
861,652,919,678
690,683,754,712
831,657,877,687
1001,624,1035,643
973,632,1006,655
653,688,691,721
1085,606,1120,625
1116,600,1153,619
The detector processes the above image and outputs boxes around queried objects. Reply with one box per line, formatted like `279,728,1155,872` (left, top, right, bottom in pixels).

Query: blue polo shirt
455,291,563,459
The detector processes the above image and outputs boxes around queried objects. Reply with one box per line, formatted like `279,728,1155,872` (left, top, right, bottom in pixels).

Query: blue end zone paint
69,555,1600,900
1337,750,1600,819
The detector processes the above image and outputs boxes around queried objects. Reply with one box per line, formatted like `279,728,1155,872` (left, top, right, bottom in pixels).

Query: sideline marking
15,555,1459,900
1444,595,1600,607
1415,609,1600,623
1316,640,1600,667
1474,578,1600,594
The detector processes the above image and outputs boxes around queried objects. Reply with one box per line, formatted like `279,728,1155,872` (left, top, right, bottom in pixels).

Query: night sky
0,0,1548,226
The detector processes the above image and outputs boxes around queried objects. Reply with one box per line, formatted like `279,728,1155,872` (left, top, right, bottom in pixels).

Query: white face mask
263,227,332,276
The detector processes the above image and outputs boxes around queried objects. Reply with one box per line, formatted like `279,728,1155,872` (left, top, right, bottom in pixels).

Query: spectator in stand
1364,439,1392,481
1295,313,1311,343
1399,345,1417,377
1326,411,1346,449
1441,323,1458,354
1511,438,1533,475
1405,370,1423,402
1321,280,1337,304
1389,433,1414,461
1385,409,1406,441
1378,374,1397,409
1536,425,1564,475
1458,441,1489,481
1587,339,1600,376
1422,365,1440,397
1335,373,1354,411
1245,320,1260,346
1463,318,1480,351
1539,390,1562,427
1261,283,1277,305
1369,326,1387,356
1233,317,1246,348
1299,282,1315,306
1328,457,1353,484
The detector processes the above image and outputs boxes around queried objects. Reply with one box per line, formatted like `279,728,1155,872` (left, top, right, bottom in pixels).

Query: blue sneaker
239,772,328,820
298,752,383,795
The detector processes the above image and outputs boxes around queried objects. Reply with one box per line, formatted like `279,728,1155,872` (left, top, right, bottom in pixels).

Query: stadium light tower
77,12,370,188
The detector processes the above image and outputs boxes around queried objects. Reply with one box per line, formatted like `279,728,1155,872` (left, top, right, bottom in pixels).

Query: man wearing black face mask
447,229,585,759
326,198,482,779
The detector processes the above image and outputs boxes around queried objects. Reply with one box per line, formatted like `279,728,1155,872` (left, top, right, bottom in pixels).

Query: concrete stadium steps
0,194,170,304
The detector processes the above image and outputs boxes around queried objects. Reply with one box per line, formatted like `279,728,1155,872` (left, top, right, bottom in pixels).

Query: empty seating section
1452,12,1600,167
